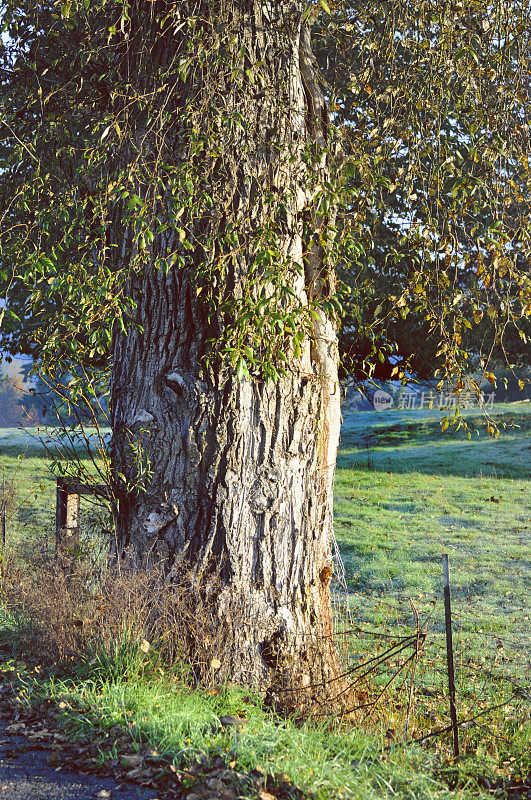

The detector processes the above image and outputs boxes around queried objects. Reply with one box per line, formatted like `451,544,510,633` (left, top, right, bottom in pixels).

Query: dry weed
0,545,230,685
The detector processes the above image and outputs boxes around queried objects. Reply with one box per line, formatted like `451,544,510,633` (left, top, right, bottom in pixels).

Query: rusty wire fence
330,535,530,758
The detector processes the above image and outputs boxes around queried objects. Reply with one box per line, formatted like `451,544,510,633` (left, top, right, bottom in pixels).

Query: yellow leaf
318,0,331,13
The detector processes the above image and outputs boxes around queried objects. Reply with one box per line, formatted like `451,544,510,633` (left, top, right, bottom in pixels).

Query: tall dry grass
0,545,231,685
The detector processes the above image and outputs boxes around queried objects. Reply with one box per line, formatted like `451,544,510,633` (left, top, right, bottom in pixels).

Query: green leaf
236,357,248,381
318,0,331,13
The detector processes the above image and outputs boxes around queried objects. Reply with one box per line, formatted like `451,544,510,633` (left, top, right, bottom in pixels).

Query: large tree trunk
111,1,341,693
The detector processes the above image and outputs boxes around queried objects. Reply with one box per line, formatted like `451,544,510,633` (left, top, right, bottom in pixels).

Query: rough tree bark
111,0,342,693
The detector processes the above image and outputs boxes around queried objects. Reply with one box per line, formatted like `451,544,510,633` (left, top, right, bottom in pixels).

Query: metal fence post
443,553,460,758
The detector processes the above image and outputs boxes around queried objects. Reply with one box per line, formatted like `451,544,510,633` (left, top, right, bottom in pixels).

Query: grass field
0,426,109,552
0,404,529,798
334,403,530,652
332,403,530,786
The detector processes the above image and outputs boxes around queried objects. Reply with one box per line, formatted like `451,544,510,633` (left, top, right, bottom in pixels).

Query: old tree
108,1,343,689
0,0,529,691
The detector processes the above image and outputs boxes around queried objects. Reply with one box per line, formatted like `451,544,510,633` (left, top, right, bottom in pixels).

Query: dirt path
0,721,157,800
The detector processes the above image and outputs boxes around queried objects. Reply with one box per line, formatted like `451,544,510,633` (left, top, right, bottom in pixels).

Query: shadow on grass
337,412,531,480
337,437,530,479
338,409,530,480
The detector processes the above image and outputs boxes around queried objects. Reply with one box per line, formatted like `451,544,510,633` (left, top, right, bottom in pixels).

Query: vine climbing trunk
111,0,342,693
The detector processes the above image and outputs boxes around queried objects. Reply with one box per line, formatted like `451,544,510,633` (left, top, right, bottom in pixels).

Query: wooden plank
66,481,111,498
55,477,82,550
56,477,111,552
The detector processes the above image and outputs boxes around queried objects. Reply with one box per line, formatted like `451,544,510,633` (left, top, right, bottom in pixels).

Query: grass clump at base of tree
0,540,526,800
0,666,474,800
0,545,471,800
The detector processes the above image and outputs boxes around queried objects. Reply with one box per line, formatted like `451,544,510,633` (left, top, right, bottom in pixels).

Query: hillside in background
0,356,44,427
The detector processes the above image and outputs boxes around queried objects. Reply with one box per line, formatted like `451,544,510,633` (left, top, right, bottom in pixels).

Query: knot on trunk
249,465,281,514
319,565,332,584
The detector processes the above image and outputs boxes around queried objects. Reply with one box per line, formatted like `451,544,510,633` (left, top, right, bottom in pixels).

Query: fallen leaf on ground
125,766,145,780
219,715,246,727
5,723,25,733
121,753,144,767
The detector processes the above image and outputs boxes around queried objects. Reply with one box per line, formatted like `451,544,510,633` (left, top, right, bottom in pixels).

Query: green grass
0,661,480,800
50,680,474,800
0,426,109,553
0,431,56,547
0,405,529,798
332,403,530,786
334,403,530,654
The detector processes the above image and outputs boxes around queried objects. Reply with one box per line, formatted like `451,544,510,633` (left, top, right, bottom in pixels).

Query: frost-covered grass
333,402,530,790
334,403,530,663
0,405,529,798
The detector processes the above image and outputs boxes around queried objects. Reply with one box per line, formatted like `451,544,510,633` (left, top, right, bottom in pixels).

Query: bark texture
111,1,341,693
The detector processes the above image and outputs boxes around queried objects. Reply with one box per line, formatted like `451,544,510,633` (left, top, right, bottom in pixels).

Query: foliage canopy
0,0,529,410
